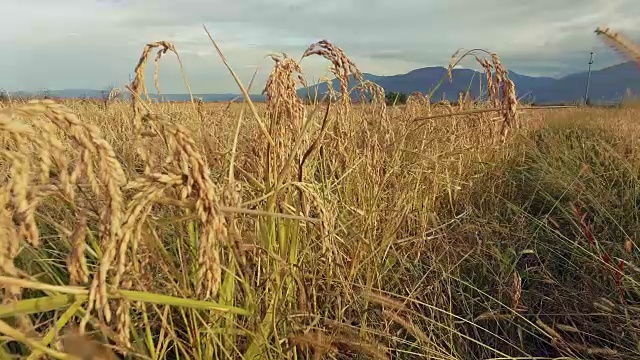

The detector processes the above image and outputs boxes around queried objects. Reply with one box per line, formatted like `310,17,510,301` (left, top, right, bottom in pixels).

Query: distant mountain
540,61,640,103
8,62,639,105
299,61,640,105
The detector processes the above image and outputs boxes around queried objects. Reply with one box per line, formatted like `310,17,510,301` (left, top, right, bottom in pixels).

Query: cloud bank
2,0,638,93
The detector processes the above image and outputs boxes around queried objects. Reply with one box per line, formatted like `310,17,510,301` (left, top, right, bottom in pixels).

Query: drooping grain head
447,50,518,136
475,56,494,103
302,40,364,115
127,41,189,179
262,53,308,170
489,53,518,142
129,113,227,301
0,100,127,334
447,48,463,83
595,27,640,67
263,53,307,127
452,50,519,143
129,41,177,131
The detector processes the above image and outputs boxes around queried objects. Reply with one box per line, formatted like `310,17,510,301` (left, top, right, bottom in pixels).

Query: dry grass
0,30,639,360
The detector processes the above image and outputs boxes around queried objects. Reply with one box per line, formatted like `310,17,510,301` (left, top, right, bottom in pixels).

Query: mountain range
6,90,259,103
298,61,640,105
8,61,640,105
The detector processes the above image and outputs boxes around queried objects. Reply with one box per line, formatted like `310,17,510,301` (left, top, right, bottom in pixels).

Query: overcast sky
2,0,639,94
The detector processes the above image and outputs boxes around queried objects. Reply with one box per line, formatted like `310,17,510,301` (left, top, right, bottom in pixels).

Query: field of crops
1,36,640,360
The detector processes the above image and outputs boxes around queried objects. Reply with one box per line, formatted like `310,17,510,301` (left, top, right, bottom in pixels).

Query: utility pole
583,52,594,106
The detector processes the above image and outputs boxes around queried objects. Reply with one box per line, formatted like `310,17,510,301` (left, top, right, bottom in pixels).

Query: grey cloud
2,0,639,93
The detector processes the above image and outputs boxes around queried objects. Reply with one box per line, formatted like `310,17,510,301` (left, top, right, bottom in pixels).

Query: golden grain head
263,53,307,129
595,26,640,67
302,40,364,115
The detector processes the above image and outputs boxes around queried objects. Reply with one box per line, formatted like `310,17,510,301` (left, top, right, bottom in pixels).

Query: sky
2,0,639,94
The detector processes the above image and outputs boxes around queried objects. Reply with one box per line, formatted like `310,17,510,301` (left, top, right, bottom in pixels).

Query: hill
299,61,640,105
7,62,638,105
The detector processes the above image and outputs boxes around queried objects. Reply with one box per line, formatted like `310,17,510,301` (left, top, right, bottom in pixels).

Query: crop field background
1,30,640,360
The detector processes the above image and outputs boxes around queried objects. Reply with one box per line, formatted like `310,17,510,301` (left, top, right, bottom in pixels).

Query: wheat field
1,30,640,360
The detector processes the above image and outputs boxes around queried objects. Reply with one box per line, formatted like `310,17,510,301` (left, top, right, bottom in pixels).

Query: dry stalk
288,331,339,359
383,309,433,349
511,271,523,312
195,96,205,121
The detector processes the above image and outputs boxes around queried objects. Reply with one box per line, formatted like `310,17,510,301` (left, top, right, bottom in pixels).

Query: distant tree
386,91,408,105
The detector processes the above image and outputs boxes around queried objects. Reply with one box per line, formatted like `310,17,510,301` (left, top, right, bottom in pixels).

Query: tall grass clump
0,27,639,360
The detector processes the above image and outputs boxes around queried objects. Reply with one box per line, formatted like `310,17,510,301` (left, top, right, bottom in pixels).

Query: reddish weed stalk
573,203,626,301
